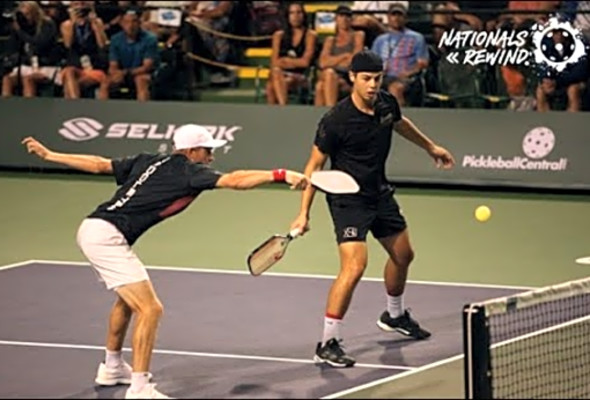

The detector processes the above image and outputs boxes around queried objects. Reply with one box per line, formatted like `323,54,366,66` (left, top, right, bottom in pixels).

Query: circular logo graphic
522,127,556,159
531,16,586,72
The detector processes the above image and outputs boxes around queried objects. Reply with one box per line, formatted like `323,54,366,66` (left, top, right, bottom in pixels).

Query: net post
463,304,493,399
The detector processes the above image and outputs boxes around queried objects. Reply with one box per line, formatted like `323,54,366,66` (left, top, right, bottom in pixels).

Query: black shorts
327,194,407,244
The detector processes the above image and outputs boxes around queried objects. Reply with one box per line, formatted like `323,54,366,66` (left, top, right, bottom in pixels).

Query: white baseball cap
173,124,227,150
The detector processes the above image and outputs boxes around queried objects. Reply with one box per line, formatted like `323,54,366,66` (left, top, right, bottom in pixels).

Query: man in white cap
21,125,307,399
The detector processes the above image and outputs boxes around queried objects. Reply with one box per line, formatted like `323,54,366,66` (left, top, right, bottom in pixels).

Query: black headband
350,50,384,73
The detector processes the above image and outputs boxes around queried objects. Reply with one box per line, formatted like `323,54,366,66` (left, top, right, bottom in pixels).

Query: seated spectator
100,8,159,101
351,1,408,48
1,1,61,98
314,5,364,106
142,1,190,48
39,0,69,28
60,1,109,99
266,1,318,105
186,1,234,85
94,1,129,38
536,30,589,112
371,3,428,106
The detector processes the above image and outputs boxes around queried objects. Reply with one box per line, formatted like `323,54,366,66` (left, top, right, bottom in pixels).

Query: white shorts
76,218,150,291
8,65,63,85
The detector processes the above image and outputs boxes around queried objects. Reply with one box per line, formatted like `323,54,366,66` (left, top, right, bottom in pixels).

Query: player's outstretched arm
21,136,113,174
215,169,308,190
393,117,456,169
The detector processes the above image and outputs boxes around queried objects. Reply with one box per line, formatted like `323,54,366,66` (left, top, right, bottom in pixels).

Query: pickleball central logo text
462,127,568,172
440,16,586,72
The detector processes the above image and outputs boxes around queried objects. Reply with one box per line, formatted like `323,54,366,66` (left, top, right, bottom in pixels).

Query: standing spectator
371,3,429,106
266,1,318,105
314,5,364,106
1,1,61,98
61,1,109,99
101,7,159,101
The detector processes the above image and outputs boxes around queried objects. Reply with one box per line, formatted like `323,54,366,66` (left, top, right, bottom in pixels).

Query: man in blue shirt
371,3,429,106
100,8,159,101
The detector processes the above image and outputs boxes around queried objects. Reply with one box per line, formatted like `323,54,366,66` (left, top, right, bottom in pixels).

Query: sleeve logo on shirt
380,113,394,125
343,227,358,239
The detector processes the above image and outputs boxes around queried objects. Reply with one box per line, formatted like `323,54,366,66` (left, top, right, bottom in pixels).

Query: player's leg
314,200,373,368
76,218,169,398
94,295,135,386
371,194,430,340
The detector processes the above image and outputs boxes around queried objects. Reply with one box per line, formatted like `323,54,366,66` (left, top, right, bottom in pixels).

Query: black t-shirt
314,90,402,201
88,153,223,245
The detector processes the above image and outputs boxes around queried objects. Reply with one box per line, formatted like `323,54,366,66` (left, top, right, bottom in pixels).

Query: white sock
130,372,151,393
105,350,123,368
387,294,404,318
322,315,342,345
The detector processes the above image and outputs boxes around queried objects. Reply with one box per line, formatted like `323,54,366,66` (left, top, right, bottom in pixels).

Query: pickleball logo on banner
462,126,568,171
59,117,103,141
522,127,555,159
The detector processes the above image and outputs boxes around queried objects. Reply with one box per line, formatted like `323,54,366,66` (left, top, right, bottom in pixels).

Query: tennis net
463,276,590,399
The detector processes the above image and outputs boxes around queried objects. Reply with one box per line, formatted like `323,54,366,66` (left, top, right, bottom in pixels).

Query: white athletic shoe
125,384,172,399
95,361,133,386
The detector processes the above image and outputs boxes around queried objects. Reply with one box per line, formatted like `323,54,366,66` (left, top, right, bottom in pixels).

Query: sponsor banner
0,98,588,191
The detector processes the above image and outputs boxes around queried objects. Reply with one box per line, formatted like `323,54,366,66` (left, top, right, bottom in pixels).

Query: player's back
88,153,218,245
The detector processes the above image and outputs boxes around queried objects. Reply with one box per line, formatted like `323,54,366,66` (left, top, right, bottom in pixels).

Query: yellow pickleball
475,205,491,222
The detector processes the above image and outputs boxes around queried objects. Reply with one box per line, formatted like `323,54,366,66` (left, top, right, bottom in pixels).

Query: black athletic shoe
314,338,356,368
377,310,431,340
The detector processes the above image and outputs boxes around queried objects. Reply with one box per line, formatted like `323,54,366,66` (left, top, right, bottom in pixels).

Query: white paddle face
310,170,360,194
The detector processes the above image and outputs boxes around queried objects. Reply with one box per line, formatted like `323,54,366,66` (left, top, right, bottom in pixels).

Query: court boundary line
321,353,465,399
0,339,414,371
23,259,535,291
0,259,36,271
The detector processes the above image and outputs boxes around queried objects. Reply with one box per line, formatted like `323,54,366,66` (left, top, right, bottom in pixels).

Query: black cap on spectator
388,3,408,15
350,50,383,73
335,5,353,16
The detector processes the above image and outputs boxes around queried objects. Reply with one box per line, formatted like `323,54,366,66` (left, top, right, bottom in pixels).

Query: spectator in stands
38,0,69,28
266,1,318,105
95,1,131,38
60,1,109,99
100,7,159,101
371,3,428,106
536,30,588,112
314,5,364,106
351,1,408,48
142,1,190,48
1,1,61,98
428,1,482,107
186,1,235,85
574,1,590,42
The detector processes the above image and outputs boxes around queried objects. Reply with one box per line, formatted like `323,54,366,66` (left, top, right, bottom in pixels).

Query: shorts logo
343,227,358,239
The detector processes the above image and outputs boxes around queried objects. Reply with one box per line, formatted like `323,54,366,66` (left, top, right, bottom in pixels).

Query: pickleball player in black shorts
22,125,309,398
290,50,456,367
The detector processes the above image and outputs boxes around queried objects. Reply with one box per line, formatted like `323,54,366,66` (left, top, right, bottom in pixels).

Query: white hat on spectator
173,124,227,150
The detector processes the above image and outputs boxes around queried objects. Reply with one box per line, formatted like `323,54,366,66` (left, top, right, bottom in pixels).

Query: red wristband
273,169,286,182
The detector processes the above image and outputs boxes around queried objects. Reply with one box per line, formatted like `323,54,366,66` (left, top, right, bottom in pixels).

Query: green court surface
1,172,589,398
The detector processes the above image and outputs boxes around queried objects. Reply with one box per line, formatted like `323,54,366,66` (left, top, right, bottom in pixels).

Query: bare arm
393,117,456,169
270,30,284,68
60,20,75,48
90,17,108,49
318,36,347,69
21,137,113,174
394,116,436,152
288,30,318,69
216,169,307,190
